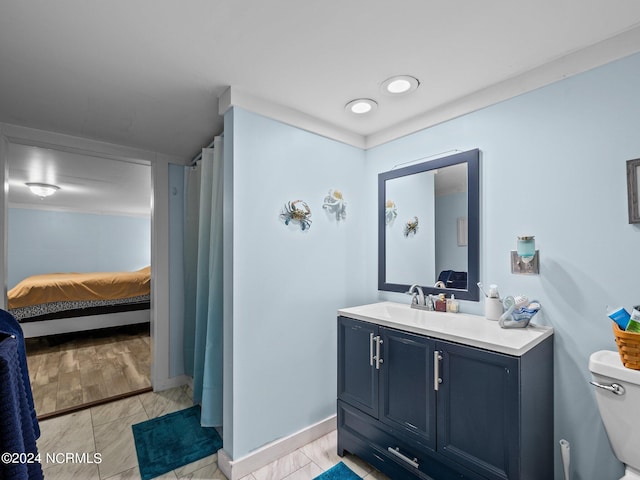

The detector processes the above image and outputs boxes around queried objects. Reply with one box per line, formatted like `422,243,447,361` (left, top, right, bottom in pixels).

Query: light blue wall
223,52,640,478
8,208,150,288
168,164,186,377
435,192,467,275
226,108,367,458
222,110,235,454
385,171,435,285
365,52,640,480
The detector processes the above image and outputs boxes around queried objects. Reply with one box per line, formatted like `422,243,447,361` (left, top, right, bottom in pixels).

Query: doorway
6,142,152,417
0,125,176,419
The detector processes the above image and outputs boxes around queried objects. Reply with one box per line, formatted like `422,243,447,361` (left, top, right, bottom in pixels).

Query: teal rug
132,405,222,480
313,461,361,480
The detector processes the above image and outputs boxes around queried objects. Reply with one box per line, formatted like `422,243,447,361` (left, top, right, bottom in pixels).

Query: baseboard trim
218,415,337,480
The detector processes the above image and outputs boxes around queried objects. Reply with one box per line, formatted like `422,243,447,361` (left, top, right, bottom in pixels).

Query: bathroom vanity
337,302,553,480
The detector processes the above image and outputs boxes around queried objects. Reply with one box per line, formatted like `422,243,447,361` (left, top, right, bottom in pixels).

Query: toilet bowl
589,350,640,480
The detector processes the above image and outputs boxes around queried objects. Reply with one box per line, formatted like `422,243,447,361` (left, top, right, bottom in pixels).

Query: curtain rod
189,138,216,166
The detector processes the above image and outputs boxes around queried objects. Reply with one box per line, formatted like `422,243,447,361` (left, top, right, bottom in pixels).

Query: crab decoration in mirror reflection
280,200,312,231
385,200,397,225
322,189,347,221
403,216,419,237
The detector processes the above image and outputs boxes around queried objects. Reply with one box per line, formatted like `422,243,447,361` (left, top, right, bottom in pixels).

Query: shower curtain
183,138,223,427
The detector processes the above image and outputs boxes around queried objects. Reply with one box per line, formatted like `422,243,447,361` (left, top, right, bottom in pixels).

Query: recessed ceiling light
381,75,420,95
25,182,60,198
345,98,378,115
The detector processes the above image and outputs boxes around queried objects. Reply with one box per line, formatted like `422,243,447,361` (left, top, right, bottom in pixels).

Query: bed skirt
13,296,150,323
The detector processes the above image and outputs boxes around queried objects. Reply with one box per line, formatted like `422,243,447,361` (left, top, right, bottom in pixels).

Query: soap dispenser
435,294,447,312
447,294,459,313
485,284,503,321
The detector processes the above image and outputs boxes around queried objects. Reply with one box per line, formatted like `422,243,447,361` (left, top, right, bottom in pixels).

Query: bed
8,266,151,338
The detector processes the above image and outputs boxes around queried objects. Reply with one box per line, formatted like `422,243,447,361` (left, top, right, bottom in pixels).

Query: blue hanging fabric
187,138,224,427
183,158,202,377
0,310,43,480
0,310,39,439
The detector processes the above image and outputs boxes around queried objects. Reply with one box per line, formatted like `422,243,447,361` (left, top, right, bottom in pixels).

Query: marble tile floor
36,385,390,480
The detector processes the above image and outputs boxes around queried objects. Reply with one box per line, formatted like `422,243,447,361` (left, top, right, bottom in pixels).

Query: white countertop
338,301,553,356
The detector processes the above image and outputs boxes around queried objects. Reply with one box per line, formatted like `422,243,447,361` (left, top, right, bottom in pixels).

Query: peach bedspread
8,266,151,310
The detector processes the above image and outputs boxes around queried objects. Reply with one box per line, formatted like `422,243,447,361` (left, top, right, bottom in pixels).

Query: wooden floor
25,323,151,418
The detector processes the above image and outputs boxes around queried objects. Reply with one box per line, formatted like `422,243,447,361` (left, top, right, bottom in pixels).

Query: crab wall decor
403,216,419,237
385,200,397,226
280,200,312,231
322,189,347,221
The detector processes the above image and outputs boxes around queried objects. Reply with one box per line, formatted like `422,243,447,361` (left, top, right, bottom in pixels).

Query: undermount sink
348,301,462,323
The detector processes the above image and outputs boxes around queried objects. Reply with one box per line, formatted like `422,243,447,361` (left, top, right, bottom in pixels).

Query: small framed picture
627,158,640,224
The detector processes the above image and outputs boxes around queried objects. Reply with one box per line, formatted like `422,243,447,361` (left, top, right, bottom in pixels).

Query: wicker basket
612,322,640,370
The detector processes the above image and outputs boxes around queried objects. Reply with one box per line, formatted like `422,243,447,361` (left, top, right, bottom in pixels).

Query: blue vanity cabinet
337,316,379,417
337,315,553,480
436,341,519,479
338,316,436,444
378,326,437,451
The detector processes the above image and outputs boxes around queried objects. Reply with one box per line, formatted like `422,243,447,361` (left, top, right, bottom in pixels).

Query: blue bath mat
313,461,361,480
132,405,222,480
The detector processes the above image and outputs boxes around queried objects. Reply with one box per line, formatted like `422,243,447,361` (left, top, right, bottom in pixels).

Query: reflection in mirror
378,149,479,301
385,169,437,285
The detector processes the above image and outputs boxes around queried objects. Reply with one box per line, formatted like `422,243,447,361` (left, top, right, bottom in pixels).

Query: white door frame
0,123,186,390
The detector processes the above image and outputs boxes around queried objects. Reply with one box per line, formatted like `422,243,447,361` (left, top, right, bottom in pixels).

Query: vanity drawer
338,425,425,480
338,401,483,480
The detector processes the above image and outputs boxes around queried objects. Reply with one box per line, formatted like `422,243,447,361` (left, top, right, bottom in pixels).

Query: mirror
378,149,480,301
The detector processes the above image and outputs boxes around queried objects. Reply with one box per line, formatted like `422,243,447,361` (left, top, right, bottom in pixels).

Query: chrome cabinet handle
434,351,442,391
370,333,375,366
375,336,383,370
387,447,419,469
590,381,625,395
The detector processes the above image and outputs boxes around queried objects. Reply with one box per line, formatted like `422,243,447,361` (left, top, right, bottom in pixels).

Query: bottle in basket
626,306,640,333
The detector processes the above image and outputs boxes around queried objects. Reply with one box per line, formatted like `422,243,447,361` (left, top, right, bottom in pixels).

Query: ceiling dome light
381,75,420,95
26,182,60,198
345,98,378,115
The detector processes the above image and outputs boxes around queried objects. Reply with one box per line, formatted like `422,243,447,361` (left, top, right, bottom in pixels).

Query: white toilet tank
589,350,640,472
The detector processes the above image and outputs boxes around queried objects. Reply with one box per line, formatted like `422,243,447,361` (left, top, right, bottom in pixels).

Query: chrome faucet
407,284,425,307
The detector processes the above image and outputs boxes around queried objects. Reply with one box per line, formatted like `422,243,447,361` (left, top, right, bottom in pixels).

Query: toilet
589,350,640,479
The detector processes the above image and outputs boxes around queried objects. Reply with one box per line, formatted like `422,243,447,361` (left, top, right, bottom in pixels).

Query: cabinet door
436,340,519,480
379,327,437,451
337,316,378,417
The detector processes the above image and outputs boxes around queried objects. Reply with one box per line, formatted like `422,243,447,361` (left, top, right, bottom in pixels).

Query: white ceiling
7,143,151,216
1,1,640,160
